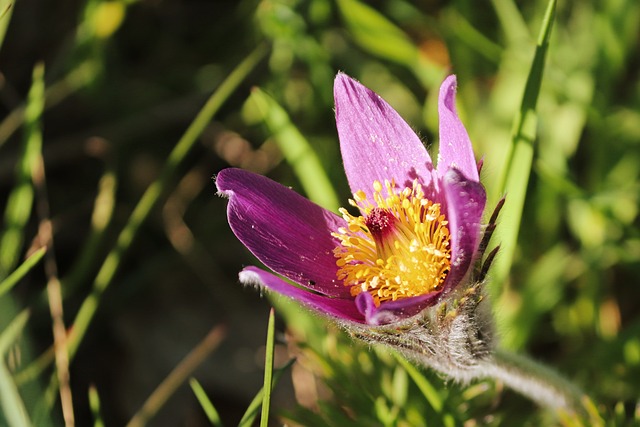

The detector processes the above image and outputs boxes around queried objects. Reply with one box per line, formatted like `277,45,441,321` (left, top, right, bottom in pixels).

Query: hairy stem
483,348,588,417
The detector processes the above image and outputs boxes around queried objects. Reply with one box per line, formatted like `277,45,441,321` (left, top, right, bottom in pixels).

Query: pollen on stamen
332,179,451,306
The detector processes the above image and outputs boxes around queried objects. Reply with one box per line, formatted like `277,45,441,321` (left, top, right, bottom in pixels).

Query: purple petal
216,168,351,298
356,291,441,326
441,168,486,294
239,267,364,323
334,73,436,201
436,75,479,182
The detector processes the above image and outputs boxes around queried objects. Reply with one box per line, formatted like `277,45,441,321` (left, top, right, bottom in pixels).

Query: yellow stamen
332,179,451,306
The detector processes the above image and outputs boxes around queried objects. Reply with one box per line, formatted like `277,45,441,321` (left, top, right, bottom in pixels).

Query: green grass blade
0,62,97,149
0,63,45,279
490,0,530,47
445,10,503,63
88,385,105,427
0,309,29,356
0,360,32,427
66,44,267,360
260,308,276,427
393,353,457,427
0,247,46,298
237,358,295,427
336,0,417,66
0,0,13,52
335,0,443,88
249,88,340,211
491,0,557,293
393,353,442,411
189,378,223,427
126,326,226,427
0,311,32,427
61,169,117,298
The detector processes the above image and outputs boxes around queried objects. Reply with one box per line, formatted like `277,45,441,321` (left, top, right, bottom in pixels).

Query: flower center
332,180,451,306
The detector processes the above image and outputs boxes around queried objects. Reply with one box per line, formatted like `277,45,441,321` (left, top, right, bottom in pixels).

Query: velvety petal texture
240,267,364,322
216,168,351,298
437,75,479,182
218,73,486,326
356,291,441,326
334,73,437,201
441,168,486,295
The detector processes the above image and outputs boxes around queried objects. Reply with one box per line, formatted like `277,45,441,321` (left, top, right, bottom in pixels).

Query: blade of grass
0,0,13,52
260,308,276,427
335,0,444,88
88,385,105,427
0,309,29,356
0,63,45,279
66,44,267,362
445,9,503,63
126,325,226,427
490,0,530,47
0,247,46,297
0,311,32,427
189,378,223,427
0,359,31,427
0,62,97,149
28,62,76,427
249,88,340,211
393,353,457,427
237,358,296,427
491,0,557,294
60,169,117,298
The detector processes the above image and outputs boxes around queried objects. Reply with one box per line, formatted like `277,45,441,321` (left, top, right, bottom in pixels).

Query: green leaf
0,247,46,298
189,378,223,427
89,385,105,427
0,310,29,356
393,353,457,427
0,0,13,52
0,63,45,279
237,358,295,427
260,308,276,427
336,0,417,66
335,0,443,87
0,311,32,427
491,0,557,293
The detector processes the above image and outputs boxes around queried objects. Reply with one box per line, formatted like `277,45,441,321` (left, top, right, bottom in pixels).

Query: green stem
260,308,276,427
484,349,588,418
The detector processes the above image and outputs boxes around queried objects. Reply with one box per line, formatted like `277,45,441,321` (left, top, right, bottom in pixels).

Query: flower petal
334,73,436,200
240,266,364,323
441,168,486,294
436,75,479,182
216,168,351,298
356,291,441,326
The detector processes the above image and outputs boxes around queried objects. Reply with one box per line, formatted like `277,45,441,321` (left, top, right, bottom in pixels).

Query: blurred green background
0,0,639,425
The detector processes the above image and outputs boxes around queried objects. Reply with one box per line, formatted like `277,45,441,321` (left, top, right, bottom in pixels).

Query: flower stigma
332,180,451,306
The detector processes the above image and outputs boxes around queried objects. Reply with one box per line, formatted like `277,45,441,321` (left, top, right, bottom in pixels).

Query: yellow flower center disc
333,180,451,306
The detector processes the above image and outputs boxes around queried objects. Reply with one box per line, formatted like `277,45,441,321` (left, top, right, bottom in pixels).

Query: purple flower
216,73,486,326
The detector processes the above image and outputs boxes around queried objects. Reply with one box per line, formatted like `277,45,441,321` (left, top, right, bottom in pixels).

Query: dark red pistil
365,208,396,237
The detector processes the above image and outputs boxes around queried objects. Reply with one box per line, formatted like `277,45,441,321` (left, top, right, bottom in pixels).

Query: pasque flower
216,74,590,416
216,73,487,327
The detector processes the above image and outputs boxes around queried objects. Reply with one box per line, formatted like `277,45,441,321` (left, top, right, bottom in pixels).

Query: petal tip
238,266,262,289
333,72,361,106
214,168,234,198
440,74,458,112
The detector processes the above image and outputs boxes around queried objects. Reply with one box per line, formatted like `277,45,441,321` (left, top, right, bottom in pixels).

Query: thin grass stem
260,308,276,427
126,325,226,427
491,0,557,292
